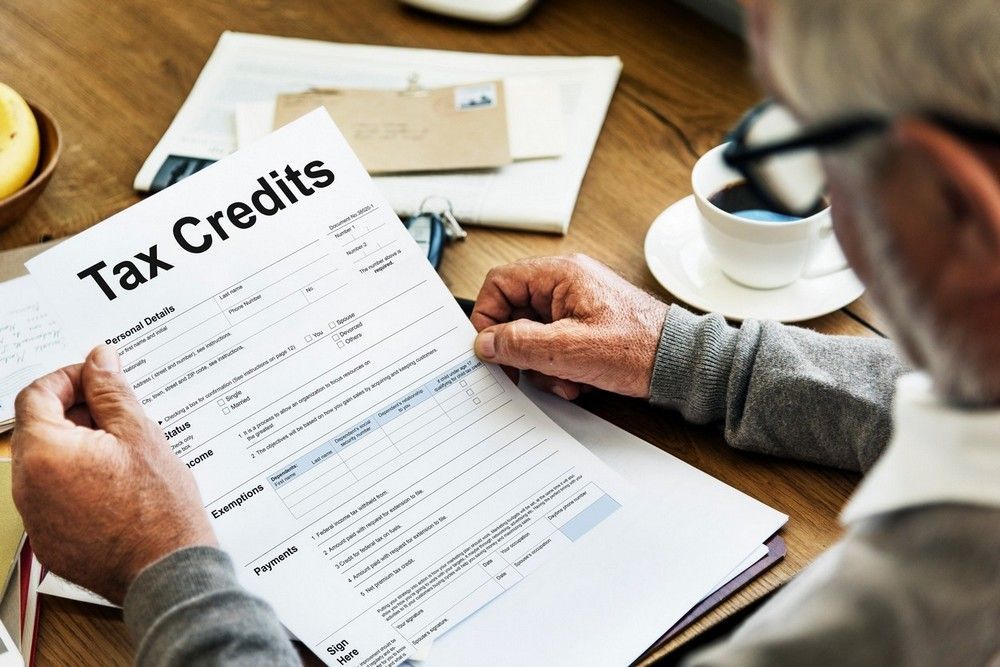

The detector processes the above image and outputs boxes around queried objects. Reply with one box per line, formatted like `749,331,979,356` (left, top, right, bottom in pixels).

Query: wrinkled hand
12,345,216,605
471,255,668,399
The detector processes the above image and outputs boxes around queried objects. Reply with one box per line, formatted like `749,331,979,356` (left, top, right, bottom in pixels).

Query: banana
0,81,40,200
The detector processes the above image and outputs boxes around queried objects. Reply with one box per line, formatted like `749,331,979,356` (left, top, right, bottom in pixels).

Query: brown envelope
0,240,59,282
273,81,512,174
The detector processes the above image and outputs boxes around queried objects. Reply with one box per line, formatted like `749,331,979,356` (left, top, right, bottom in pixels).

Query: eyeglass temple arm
725,116,889,164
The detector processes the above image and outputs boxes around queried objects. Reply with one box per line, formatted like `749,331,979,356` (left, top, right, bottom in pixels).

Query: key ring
419,196,467,240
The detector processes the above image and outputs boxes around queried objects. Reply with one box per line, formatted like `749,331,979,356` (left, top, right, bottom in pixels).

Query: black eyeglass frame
722,100,1000,217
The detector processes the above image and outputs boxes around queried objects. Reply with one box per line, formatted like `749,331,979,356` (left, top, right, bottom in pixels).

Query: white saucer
644,196,865,322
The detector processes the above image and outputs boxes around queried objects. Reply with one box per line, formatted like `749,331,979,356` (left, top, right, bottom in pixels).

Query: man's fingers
471,259,562,332
12,364,88,461
475,319,578,380
81,345,150,438
65,404,95,428
14,364,85,427
499,364,519,384
471,272,522,331
522,370,582,401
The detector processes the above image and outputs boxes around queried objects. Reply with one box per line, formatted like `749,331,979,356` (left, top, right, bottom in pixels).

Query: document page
28,110,641,665
0,276,72,428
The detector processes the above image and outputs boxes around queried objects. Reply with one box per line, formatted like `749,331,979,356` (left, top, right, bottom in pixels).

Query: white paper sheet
36,391,776,632
0,276,74,429
136,32,619,234
418,386,783,666
503,77,567,161
236,77,565,164
0,617,21,667
34,110,782,665
35,573,111,607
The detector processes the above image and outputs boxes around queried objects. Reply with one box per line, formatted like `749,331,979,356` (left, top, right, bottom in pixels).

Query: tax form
28,110,785,665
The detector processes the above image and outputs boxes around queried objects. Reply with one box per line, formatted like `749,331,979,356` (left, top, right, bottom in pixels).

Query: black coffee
708,182,821,222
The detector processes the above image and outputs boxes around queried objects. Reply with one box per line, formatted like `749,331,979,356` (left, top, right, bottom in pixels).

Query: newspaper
135,32,621,234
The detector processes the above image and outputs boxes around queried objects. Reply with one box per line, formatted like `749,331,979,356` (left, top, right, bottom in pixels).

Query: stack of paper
33,110,784,666
135,32,622,234
245,77,566,174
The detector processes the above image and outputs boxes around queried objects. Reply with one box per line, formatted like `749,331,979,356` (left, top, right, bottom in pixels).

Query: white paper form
34,111,784,666
37,388,783,664
28,110,637,665
135,32,620,234
0,276,74,428
419,386,785,666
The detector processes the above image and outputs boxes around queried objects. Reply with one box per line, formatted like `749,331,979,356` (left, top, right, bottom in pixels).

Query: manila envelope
273,81,512,174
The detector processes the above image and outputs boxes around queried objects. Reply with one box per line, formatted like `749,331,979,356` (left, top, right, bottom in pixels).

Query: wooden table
0,1,886,664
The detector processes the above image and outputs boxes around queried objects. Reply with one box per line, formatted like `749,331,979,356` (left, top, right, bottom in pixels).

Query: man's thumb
82,345,148,437
475,320,567,374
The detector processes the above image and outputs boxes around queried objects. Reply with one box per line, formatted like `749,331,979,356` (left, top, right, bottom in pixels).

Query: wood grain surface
0,1,883,664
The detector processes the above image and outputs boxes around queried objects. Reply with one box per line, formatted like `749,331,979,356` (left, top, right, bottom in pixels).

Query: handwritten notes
0,276,72,428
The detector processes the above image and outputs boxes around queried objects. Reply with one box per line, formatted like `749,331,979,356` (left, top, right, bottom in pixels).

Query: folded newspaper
135,32,622,234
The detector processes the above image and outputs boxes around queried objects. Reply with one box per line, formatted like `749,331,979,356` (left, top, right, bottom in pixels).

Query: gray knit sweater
121,306,1000,666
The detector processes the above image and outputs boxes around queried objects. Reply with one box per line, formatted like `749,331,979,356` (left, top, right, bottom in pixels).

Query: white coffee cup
692,143,847,289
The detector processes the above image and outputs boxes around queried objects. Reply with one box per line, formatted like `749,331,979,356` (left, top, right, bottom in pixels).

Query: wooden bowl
0,102,62,230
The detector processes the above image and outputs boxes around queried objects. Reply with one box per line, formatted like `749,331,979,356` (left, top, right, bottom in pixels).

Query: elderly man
11,0,1000,664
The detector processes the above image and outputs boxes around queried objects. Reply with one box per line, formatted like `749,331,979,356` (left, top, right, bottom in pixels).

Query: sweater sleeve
649,305,906,471
682,506,1000,666
123,546,301,667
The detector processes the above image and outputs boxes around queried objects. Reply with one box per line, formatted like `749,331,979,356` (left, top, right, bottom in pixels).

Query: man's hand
471,255,668,400
12,345,216,605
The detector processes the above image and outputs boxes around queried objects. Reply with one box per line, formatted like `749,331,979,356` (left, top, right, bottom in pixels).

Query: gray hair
765,0,1000,127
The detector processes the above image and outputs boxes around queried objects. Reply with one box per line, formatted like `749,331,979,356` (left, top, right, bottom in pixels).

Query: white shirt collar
841,372,1000,525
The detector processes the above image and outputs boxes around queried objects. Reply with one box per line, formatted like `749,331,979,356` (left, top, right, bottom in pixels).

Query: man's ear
893,117,1000,259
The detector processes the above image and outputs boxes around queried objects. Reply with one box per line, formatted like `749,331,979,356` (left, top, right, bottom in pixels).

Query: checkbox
466,388,474,396
460,380,468,387
333,334,341,341
473,398,481,405
305,335,313,342
217,399,225,406
223,407,230,415
337,341,345,348
329,322,336,329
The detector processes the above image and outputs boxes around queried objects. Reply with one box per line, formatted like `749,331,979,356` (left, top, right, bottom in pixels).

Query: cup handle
802,220,849,279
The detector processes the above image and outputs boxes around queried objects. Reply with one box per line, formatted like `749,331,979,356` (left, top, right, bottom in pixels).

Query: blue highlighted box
558,493,620,542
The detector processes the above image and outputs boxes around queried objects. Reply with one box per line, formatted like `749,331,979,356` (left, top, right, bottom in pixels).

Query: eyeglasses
722,100,1000,218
